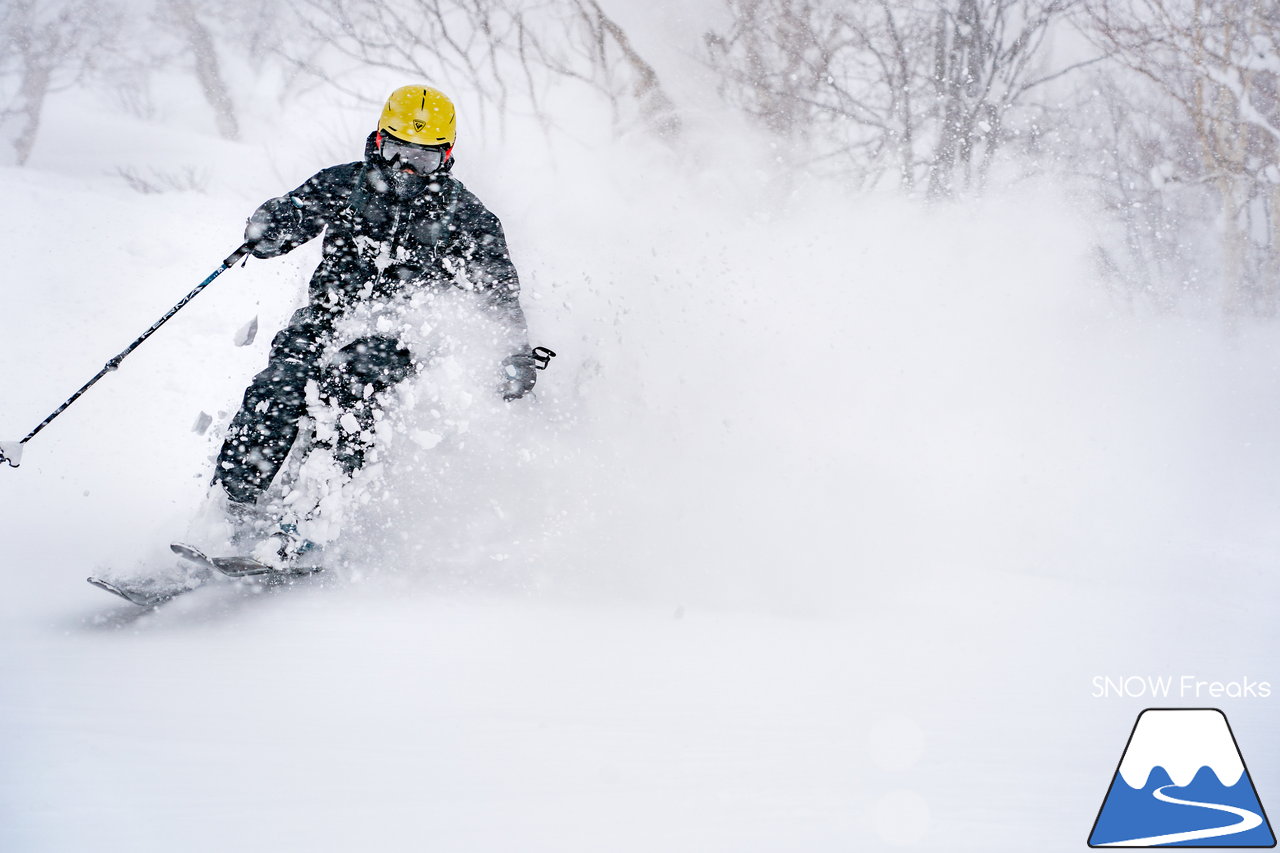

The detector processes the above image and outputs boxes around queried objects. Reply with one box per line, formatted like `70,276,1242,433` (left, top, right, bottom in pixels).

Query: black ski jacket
245,134,528,347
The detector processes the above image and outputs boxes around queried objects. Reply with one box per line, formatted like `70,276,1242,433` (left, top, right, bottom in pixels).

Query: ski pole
0,242,254,469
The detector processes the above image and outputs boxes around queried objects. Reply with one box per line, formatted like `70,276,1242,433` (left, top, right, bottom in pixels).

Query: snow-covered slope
3,86,1280,852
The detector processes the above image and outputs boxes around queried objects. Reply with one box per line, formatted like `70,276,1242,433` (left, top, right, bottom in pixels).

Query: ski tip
87,576,154,607
170,542,213,567
88,575,191,607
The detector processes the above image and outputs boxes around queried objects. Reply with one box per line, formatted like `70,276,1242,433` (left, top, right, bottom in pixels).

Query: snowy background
3,1,1280,850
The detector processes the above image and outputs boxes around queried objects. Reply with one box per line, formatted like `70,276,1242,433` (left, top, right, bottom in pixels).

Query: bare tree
924,0,1082,196
1064,68,1209,311
97,0,289,140
0,0,115,165
286,0,679,142
1084,0,1280,316
285,0,532,141
162,0,240,140
526,0,681,138
707,0,1085,195
707,0,881,181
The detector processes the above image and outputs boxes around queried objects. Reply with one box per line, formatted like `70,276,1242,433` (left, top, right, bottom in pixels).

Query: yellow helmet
378,85,456,147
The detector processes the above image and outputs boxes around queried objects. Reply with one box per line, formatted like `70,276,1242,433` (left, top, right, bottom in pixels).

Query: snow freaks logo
1088,709,1276,847
1091,675,1272,700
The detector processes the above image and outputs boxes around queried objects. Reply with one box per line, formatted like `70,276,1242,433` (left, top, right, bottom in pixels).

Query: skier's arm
468,209,531,344
479,231,538,400
453,203,536,399
245,164,358,259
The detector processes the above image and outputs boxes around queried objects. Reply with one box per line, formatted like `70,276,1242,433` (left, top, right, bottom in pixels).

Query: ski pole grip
532,346,557,370
223,242,254,268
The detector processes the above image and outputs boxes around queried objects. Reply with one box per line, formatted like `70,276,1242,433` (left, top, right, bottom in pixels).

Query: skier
209,84,537,565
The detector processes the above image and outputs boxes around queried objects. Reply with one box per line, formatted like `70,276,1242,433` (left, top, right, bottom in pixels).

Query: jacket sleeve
245,164,360,259
448,199,531,350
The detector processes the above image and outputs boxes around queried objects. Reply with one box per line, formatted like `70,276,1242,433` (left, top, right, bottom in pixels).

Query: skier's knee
324,336,414,401
269,323,327,363
213,471,260,506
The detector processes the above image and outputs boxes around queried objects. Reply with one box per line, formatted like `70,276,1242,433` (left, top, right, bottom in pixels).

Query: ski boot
255,521,324,569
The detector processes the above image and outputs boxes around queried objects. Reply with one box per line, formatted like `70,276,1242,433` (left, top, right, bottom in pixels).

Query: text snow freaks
1091,676,1272,700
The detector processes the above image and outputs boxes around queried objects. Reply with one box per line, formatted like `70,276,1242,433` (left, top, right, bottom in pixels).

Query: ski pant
214,317,414,505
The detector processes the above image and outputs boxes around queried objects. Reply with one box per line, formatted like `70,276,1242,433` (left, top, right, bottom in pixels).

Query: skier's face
387,168,428,200
378,132,450,198
381,135,450,173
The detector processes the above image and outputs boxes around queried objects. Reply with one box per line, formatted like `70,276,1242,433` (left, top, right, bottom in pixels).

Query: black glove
500,352,538,400
245,198,300,258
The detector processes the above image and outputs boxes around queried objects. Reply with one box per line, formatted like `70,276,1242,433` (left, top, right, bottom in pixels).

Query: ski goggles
378,133,451,174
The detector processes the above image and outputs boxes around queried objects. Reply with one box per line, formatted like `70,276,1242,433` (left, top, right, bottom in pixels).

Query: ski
85,576,204,607
85,543,325,607
170,540,322,573
170,542,217,571
210,556,325,578
171,542,324,579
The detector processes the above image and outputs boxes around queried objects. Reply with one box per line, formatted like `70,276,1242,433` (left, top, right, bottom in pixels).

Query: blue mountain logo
1089,708,1275,847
